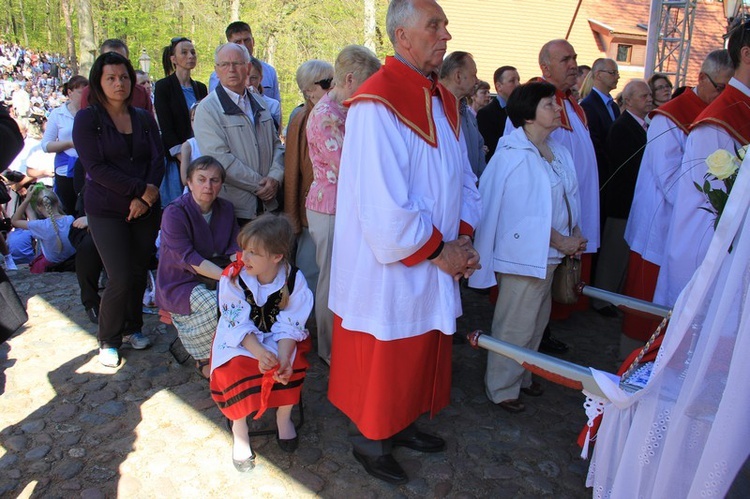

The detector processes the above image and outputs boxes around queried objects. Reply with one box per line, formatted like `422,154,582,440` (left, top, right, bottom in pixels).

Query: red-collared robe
621,89,708,340
655,78,750,307
327,56,481,440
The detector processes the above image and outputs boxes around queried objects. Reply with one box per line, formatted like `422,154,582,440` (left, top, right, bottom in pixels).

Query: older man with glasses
193,43,283,226
655,23,750,310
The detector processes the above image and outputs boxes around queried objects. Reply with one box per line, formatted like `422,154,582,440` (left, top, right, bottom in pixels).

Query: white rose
738,145,748,161
706,149,740,180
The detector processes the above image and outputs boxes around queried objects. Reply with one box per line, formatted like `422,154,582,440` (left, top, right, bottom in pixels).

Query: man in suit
581,58,621,315
595,80,652,312
477,65,519,162
581,59,620,182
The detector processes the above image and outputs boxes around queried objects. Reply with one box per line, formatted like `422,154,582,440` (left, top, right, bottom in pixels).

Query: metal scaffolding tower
644,0,697,88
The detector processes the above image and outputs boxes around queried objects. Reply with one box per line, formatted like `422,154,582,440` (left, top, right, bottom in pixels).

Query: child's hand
274,359,293,385
256,349,279,373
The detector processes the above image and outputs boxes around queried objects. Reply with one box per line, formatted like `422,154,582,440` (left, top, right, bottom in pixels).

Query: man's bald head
539,39,578,91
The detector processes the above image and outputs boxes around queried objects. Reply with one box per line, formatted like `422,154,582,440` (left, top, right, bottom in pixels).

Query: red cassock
328,316,452,440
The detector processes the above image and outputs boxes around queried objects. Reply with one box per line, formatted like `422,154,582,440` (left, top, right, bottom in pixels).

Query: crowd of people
0,0,748,491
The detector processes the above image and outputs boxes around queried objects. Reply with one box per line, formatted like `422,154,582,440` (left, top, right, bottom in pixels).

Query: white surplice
624,112,689,266
330,98,482,341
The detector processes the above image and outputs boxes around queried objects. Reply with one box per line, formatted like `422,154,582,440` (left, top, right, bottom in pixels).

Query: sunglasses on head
170,37,191,47
315,77,333,90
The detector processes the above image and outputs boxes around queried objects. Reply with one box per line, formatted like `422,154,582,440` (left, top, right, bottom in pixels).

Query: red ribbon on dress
253,365,279,420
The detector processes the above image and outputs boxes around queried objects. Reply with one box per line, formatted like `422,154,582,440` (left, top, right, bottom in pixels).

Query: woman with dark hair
73,51,165,368
41,74,88,215
156,156,239,379
154,37,207,206
648,73,673,108
469,81,587,413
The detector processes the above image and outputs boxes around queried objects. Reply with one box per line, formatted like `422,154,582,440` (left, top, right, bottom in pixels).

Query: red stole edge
344,56,460,147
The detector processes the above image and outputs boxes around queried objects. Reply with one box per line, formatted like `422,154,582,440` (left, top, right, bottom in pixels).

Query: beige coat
194,86,284,220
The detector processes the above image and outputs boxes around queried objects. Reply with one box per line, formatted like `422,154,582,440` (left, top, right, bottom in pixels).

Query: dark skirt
210,337,312,421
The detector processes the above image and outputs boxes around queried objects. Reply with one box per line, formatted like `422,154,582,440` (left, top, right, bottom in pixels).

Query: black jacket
153,73,207,159
476,98,508,163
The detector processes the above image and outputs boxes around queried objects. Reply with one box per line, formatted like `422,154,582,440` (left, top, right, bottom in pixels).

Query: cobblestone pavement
0,268,625,498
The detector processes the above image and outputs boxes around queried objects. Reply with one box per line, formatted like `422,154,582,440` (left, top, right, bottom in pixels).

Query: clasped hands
256,177,279,202
255,348,293,385
432,236,481,280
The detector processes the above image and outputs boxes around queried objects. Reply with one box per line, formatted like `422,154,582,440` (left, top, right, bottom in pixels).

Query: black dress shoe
392,431,446,453
595,305,619,317
539,335,569,353
352,449,408,485
276,432,299,453
85,305,99,324
232,449,256,473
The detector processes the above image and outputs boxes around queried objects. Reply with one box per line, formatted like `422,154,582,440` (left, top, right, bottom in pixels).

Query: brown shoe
497,398,525,413
521,381,544,397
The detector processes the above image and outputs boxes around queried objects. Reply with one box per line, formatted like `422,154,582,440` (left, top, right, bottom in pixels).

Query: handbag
551,191,581,304
0,266,28,343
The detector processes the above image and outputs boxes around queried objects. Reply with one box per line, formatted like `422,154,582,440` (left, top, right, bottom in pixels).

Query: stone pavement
0,268,625,498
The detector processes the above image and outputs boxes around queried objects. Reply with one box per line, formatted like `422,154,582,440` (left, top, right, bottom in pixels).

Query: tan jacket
283,104,313,233
193,86,284,220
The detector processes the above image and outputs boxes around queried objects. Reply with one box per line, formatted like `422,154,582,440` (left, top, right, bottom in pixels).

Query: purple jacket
73,105,164,218
155,193,240,315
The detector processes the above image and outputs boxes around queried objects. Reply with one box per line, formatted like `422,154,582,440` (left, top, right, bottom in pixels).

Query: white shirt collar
729,77,750,98
627,110,647,127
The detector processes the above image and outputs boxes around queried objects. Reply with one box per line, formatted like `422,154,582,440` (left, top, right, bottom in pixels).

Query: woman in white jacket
469,81,587,413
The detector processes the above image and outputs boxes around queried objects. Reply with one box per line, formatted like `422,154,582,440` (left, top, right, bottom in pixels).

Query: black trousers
349,423,418,457
70,228,103,309
87,210,160,349
54,173,77,216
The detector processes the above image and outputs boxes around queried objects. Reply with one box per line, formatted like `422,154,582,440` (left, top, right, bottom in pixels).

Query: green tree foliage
3,0,390,121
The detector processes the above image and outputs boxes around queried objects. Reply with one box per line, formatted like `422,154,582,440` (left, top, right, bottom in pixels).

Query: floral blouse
305,92,347,215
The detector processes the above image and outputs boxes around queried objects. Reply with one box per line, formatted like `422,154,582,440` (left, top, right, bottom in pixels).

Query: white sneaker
123,332,151,350
4,254,17,271
99,348,121,367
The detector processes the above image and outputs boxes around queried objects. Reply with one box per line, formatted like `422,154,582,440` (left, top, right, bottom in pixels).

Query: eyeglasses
705,73,726,92
315,77,333,90
216,61,247,69
170,37,190,47
599,70,619,76
653,84,672,92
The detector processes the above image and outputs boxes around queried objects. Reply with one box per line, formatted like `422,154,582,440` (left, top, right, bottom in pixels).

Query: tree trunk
230,0,240,22
266,32,276,66
7,0,18,43
77,0,96,76
61,0,78,74
17,0,28,46
45,0,52,45
363,0,376,52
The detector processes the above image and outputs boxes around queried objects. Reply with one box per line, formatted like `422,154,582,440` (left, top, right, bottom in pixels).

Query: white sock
276,405,296,440
231,418,253,460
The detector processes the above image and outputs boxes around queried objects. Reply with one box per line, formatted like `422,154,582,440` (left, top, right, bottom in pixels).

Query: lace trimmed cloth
585,153,750,497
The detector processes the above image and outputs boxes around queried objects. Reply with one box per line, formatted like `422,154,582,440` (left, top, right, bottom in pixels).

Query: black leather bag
0,267,28,343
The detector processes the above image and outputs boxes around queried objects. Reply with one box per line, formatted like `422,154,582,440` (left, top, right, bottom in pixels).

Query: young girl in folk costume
210,213,313,472
10,184,76,273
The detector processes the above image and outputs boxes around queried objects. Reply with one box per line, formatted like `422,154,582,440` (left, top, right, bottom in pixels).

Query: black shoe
276,432,299,453
392,430,446,453
595,305,619,317
85,305,99,324
232,449,256,473
539,335,569,354
352,449,408,485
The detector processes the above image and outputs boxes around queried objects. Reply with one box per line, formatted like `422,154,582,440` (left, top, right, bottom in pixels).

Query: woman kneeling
156,155,239,378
